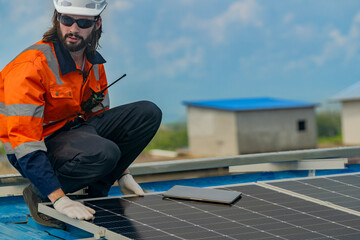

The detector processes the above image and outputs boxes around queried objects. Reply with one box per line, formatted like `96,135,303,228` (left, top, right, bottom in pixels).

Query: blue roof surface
183,97,316,111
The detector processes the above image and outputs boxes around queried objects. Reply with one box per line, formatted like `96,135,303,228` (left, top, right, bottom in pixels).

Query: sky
1,0,360,123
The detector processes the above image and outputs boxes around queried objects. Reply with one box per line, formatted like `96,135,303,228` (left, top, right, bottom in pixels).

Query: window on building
298,120,306,131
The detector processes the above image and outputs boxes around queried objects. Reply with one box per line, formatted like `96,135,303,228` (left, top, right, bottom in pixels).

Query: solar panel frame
38,174,360,240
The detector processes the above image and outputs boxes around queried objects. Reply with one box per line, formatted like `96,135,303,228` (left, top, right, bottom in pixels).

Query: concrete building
183,97,317,157
332,82,360,145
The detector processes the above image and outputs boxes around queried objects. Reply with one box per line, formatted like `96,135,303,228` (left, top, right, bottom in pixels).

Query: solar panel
38,174,360,240
263,173,360,212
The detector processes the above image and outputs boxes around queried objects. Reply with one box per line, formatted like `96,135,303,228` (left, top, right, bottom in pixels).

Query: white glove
53,196,95,220
118,174,144,196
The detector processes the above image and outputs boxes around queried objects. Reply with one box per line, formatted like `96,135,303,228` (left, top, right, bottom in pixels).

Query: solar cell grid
268,173,360,212
229,186,360,239
78,182,360,240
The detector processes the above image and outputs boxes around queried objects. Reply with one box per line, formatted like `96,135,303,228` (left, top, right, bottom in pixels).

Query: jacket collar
53,41,106,76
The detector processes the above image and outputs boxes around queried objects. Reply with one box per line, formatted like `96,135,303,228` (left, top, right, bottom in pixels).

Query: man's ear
95,16,102,30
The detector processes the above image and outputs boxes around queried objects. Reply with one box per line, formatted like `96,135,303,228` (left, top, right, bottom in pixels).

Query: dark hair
43,10,103,55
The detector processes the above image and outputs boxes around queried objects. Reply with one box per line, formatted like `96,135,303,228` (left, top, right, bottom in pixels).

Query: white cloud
329,29,346,46
160,47,203,77
16,14,51,38
93,0,132,20
293,24,315,40
283,58,309,71
101,0,134,52
4,0,52,21
310,11,360,66
0,1,53,47
177,0,195,5
147,38,193,58
112,0,133,12
182,0,263,44
146,38,203,77
8,1,38,20
283,13,294,24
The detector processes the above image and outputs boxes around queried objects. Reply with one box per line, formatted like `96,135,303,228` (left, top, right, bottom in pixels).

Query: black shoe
23,185,66,229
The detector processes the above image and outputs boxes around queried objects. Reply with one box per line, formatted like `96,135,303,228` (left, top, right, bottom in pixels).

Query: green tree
145,122,188,152
316,111,341,138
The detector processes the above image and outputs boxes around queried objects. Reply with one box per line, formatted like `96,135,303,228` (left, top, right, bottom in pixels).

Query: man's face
57,14,101,52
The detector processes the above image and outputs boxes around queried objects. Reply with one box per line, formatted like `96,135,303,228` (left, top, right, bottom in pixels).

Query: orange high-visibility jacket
0,40,109,195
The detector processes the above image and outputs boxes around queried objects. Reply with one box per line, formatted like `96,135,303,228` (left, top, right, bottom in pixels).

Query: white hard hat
53,0,107,16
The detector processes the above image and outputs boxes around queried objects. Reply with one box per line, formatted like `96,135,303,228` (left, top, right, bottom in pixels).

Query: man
0,0,162,229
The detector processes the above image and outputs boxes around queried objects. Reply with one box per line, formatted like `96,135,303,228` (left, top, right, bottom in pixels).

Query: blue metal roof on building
183,97,316,111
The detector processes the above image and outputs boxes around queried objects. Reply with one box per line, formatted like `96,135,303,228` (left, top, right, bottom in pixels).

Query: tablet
162,185,242,204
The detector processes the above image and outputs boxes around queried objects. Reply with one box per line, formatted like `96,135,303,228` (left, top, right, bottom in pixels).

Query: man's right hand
53,196,95,220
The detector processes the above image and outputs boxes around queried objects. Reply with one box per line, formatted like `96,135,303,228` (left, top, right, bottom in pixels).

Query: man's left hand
118,174,144,196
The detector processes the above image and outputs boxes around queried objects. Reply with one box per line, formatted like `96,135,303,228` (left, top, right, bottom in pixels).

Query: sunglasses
58,14,98,29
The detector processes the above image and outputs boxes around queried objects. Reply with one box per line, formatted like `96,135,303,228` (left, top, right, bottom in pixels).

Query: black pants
44,101,162,197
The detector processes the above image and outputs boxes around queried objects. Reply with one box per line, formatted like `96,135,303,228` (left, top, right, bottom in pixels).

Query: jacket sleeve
18,150,61,197
4,60,61,197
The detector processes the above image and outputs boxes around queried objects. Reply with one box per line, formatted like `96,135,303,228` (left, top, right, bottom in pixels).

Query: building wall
341,100,360,145
186,106,317,157
186,107,238,157
236,108,317,154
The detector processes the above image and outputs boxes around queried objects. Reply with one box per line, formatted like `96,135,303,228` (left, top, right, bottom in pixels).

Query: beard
58,28,94,52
